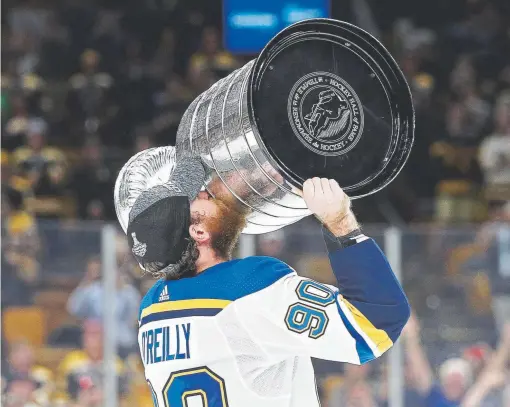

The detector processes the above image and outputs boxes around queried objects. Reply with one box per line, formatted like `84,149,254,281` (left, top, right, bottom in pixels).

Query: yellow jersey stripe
342,298,393,353
140,299,232,319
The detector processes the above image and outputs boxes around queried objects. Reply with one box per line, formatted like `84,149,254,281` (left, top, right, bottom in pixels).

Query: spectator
403,313,510,407
429,54,494,223
3,341,54,407
2,149,40,307
149,27,176,80
1,221,40,307
90,9,125,76
12,119,70,219
57,320,127,404
1,148,33,216
66,257,141,357
328,364,379,407
463,344,492,379
188,26,238,93
430,100,486,223
7,4,51,40
120,38,156,132
124,352,153,406
378,362,425,407
462,324,510,407
73,379,104,407
150,74,191,145
3,377,40,407
66,49,114,137
71,138,115,221
4,96,31,152
446,201,510,324
38,13,72,80
404,314,474,406
479,91,510,203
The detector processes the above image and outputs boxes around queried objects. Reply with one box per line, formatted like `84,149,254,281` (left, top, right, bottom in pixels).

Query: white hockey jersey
138,232,410,407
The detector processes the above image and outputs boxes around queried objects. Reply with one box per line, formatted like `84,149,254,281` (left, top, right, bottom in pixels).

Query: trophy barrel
176,65,309,235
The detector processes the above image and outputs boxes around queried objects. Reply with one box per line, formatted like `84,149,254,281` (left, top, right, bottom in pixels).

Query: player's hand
299,178,357,235
301,178,351,223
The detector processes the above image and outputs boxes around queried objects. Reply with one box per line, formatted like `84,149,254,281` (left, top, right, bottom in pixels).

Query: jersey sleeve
236,232,410,365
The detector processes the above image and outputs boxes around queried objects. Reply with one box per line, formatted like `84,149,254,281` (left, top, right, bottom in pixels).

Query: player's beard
164,194,248,280
206,195,248,260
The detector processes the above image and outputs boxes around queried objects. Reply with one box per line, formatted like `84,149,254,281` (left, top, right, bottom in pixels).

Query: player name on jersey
140,323,192,365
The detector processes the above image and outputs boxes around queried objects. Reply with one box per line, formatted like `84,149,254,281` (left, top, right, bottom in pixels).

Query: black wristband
322,226,367,252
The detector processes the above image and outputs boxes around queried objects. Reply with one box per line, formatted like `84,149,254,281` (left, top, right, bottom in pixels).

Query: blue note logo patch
287,72,364,156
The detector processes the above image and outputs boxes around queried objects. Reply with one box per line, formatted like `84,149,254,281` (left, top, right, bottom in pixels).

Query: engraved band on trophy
176,18,415,234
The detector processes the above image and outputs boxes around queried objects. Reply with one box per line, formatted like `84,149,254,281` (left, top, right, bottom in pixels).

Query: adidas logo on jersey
158,286,169,302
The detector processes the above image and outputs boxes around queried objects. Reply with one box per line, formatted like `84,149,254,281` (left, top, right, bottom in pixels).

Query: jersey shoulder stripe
140,299,232,326
138,256,294,324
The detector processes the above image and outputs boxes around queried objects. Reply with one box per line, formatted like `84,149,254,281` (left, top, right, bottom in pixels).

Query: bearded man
124,159,409,407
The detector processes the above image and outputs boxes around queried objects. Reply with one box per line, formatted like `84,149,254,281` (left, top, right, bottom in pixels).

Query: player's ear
189,223,210,245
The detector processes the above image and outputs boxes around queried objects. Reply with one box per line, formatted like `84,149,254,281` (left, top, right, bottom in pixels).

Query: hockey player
126,161,410,407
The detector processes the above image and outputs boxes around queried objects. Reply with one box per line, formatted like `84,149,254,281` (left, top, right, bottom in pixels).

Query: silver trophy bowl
114,146,177,234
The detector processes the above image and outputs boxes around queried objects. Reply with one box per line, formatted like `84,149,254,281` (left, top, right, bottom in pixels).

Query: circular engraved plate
287,71,364,157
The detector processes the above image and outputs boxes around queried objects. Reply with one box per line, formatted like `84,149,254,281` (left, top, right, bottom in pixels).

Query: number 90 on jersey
284,281,335,339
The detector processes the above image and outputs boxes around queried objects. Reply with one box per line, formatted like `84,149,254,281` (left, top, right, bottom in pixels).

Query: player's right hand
301,177,352,227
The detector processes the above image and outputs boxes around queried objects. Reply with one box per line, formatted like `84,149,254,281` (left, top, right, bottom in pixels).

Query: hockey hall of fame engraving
287,71,365,157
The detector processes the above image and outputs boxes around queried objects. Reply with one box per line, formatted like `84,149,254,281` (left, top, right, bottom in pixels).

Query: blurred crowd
312,316,510,407
1,0,240,225
1,0,509,406
1,0,509,227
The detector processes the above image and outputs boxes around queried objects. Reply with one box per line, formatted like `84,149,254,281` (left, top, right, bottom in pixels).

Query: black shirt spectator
72,138,115,221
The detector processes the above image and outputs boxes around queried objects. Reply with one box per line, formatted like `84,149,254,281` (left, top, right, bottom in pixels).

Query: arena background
1,0,509,406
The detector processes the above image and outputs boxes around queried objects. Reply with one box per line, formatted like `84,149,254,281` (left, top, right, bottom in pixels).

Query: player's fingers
329,179,343,197
321,178,333,198
312,177,322,194
303,179,315,198
330,180,350,208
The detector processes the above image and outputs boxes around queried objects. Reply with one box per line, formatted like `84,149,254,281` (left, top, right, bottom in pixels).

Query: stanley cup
176,19,415,234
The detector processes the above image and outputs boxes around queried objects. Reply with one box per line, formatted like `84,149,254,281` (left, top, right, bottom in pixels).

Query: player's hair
143,238,199,280
165,238,200,280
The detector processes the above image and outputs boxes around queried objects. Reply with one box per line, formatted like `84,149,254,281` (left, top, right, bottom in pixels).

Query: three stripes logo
158,286,170,302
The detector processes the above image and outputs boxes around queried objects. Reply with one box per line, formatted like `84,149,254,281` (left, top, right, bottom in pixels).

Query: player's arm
239,178,410,364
